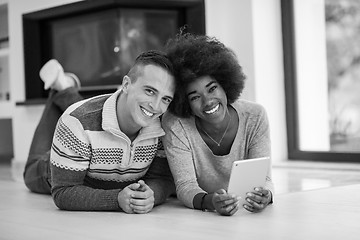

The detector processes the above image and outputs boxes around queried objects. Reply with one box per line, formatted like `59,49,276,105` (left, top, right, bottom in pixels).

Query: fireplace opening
21,0,205,104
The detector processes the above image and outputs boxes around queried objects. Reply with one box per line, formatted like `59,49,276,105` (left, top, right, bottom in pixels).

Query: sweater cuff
193,192,207,210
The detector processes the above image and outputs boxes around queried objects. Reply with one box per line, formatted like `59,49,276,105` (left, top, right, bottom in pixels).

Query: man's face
123,64,175,128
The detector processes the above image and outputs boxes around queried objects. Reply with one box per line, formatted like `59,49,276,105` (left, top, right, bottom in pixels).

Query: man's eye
145,89,155,95
163,98,172,104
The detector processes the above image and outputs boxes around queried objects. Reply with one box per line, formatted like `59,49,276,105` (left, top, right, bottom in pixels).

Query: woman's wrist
203,193,215,211
200,193,207,211
194,192,215,211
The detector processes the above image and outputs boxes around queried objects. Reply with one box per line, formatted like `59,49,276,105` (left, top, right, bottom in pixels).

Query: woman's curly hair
165,33,246,118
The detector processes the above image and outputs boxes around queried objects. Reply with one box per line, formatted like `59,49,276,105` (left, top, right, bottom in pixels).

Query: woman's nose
202,93,213,105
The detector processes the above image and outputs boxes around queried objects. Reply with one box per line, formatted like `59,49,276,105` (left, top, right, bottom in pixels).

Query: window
282,0,360,162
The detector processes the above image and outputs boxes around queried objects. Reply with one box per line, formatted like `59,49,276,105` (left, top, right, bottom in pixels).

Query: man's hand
117,180,155,214
130,180,155,214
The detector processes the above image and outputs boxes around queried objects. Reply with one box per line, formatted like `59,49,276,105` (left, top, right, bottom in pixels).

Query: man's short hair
127,50,174,81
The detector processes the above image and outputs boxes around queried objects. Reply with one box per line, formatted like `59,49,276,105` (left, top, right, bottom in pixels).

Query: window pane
294,0,360,152
326,0,360,152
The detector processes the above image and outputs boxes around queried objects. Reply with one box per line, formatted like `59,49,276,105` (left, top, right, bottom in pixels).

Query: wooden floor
1,161,360,240
2,160,360,194
1,165,360,240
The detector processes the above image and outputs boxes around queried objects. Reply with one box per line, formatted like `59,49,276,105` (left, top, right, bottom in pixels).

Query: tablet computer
227,157,270,206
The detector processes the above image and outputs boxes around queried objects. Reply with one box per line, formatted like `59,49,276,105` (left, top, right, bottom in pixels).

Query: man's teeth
142,108,154,117
205,104,219,114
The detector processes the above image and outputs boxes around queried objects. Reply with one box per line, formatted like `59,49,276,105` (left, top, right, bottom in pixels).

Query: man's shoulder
64,94,111,131
70,95,110,116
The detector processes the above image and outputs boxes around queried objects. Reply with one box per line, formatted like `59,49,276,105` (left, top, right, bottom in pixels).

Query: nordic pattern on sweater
50,89,167,211
52,118,157,180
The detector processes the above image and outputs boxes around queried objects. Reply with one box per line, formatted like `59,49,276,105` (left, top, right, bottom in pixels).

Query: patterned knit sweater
50,89,174,211
162,100,274,209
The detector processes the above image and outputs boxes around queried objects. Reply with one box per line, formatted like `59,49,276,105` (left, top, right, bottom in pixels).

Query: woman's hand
212,189,240,216
243,187,272,213
118,180,155,214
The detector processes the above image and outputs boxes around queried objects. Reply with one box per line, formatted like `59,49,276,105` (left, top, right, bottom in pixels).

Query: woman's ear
121,75,131,93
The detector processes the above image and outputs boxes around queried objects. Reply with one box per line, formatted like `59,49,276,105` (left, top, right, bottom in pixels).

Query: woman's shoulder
233,99,267,116
232,100,270,132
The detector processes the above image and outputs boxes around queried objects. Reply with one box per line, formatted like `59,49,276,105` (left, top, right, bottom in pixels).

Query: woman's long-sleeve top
162,100,274,209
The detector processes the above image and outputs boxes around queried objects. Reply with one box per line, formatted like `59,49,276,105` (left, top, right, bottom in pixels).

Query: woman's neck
197,106,231,134
196,105,237,155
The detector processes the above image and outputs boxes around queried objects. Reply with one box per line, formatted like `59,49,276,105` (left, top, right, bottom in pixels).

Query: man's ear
122,75,131,93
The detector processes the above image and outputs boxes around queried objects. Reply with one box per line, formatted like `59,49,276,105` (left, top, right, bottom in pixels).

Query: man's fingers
128,182,141,191
129,196,154,214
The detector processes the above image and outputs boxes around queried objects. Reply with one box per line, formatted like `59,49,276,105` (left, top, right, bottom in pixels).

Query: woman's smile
204,103,220,114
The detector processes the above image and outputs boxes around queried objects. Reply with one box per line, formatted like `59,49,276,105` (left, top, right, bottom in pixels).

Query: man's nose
150,97,162,112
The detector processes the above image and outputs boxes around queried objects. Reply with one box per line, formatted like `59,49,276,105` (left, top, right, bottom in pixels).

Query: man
24,51,176,213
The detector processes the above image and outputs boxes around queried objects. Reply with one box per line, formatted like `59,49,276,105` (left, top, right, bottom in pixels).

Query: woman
162,33,274,216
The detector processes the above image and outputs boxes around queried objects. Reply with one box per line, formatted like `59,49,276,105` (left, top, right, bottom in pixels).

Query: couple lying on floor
23,33,274,216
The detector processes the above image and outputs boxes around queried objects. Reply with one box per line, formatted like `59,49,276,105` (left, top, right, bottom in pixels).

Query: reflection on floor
1,161,360,195
272,166,360,194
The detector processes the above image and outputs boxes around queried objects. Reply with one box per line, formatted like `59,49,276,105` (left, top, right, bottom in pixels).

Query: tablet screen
227,157,270,206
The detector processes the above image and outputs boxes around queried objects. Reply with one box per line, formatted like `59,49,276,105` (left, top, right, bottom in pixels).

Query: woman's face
186,76,228,124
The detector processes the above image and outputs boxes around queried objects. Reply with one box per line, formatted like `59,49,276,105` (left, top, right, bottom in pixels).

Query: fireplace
21,0,205,104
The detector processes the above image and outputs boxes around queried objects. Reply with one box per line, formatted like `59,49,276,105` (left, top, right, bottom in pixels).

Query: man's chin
136,116,155,128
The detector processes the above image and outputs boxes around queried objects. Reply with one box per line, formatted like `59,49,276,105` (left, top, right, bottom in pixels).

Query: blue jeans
23,88,83,194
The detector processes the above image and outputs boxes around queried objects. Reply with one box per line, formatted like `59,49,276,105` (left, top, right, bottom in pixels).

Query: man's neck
116,93,141,141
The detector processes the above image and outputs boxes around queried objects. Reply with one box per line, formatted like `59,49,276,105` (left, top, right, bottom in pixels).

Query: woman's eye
189,96,199,101
209,85,217,92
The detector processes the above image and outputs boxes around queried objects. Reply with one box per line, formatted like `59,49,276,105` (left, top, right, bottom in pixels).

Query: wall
9,0,83,180
252,0,287,163
8,0,287,181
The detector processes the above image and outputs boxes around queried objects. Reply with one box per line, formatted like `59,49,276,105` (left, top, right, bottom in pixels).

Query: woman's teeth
205,104,219,114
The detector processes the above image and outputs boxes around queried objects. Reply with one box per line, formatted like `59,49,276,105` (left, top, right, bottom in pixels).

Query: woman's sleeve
162,115,205,208
247,105,275,197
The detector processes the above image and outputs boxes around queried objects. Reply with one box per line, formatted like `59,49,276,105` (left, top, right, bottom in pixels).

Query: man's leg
24,88,83,194
23,60,83,194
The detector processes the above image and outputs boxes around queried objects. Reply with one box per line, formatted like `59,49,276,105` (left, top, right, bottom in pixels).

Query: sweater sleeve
50,114,121,211
246,105,275,197
162,114,205,209
143,155,175,206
